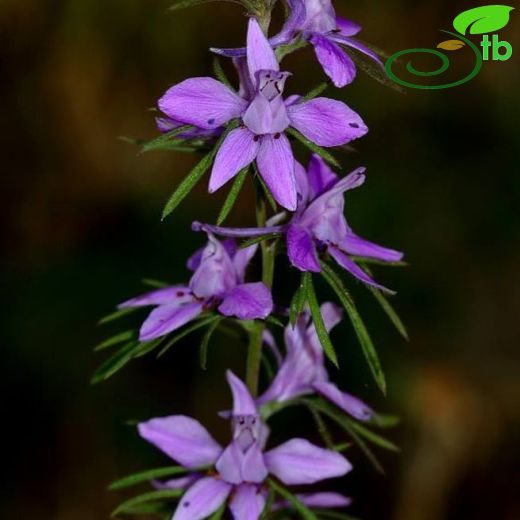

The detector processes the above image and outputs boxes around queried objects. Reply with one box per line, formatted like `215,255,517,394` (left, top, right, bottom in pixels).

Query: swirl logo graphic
386,5,514,90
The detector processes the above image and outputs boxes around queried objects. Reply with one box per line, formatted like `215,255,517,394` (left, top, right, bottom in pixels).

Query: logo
385,5,514,90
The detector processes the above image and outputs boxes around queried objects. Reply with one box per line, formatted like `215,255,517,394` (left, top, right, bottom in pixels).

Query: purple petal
230,483,266,520
307,154,339,200
139,302,203,341
219,282,273,320
329,34,383,66
311,35,356,88
159,77,246,130
335,16,362,36
286,224,321,272
190,234,237,299
118,286,192,309
138,415,222,468
297,492,352,508
341,234,404,262
327,245,394,294
270,0,306,46
313,381,374,421
288,97,368,146
173,477,232,520
256,133,297,211
215,441,243,485
241,442,269,483
226,370,258,416
246,18,279,83
209,127,259,193
232,244,258,283
264,438,352,485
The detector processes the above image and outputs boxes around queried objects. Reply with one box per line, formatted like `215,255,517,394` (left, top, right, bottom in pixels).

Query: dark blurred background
1,0,519,518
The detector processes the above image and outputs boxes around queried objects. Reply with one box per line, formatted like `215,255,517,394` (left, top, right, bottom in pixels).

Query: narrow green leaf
369,286,408,340
199,317,224,369
267,479,320,520
94,330,136,352
161,120,239,219
216,167,248,225
98,307,138,325
301,81,330,102
109,466,191,490
142,278,169,288
91,341,140,384
157,315,220,358
320,262,386,395
212,56,234,90
304,398,385,474
265,315,284,328
239,233,282,249
140,125,193,153
286,127,340,168
112,489,183,517
289,273,307,326
350,255,407,267
254,169,277,212
161,152,213,220
371,413,401,428
304,272,338,367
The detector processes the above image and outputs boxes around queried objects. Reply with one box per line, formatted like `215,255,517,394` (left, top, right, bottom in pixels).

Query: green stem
245,189,275,396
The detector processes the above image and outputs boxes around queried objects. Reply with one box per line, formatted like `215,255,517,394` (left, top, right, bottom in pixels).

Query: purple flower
119,234,272,342
193,155,404,293
214,0,383,88
158,17,367,211
138,371,352,520
259,302,374,421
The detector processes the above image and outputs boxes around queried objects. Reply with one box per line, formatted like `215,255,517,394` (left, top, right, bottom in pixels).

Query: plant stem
246,190,275,396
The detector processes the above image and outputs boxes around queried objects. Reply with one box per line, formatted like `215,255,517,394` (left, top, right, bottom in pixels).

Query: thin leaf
289,272,307,326
286,127,340,168
267,479,319,520
300,81,330,102
109,466,191,490
91,341,141,384
368,285,408,340
304,272,338,367
142,278,169,288
112,489,183,517
140,125,193,153
265,315,284,328
239,233,282,249
371,413,401,428
320,262,386,395
94,330,136,352
199,317,224,369
212,56,234,90
303,398,385,474
161,120,239,220
98,307,138,325
216,167,248,225
157,315,220,358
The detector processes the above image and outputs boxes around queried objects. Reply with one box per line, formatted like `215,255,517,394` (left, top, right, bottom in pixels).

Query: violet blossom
213,0,383,88
157,17,367,211
138,371,352,520
259,302,374,421
118,233,272,342
193,154,404,293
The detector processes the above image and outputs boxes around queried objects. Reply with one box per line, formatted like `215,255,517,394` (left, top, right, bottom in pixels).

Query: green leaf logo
453,5,514,35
